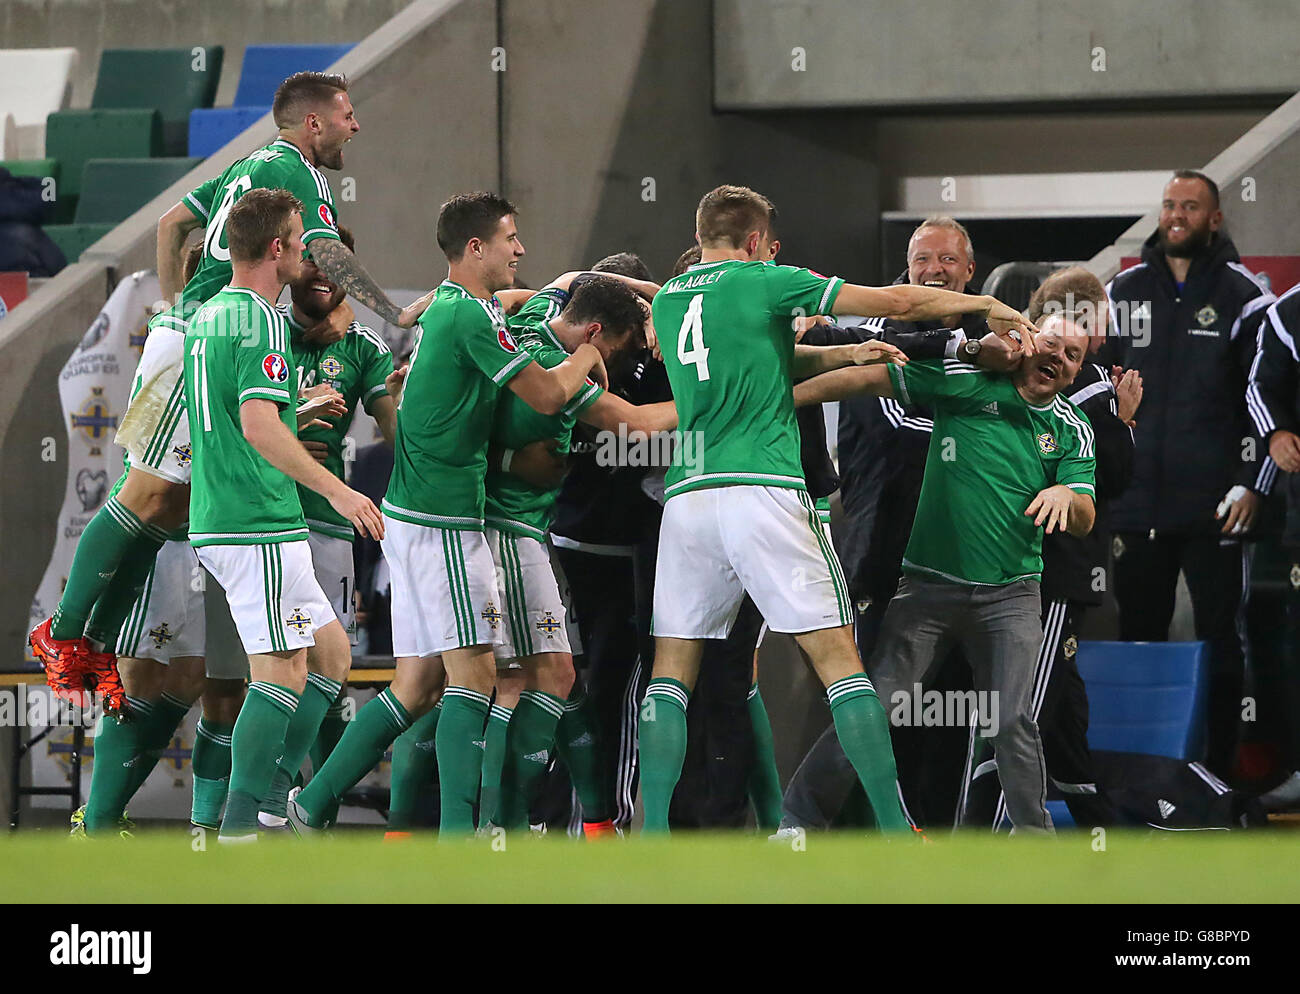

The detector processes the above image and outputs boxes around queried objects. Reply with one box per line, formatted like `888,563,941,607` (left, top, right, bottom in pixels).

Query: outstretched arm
579,392,678,434
832,283,1036,346
791,340,907,379
311,239,429,328
793,365,896,407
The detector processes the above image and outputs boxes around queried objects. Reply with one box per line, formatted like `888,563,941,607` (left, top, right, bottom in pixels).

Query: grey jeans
781,574,1052,833
872,575,1051,832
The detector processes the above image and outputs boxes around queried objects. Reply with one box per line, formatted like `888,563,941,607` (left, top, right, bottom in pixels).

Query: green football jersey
485,288,603,540
151,138,341,336
888,358,1096,586
278,304,394,540
383,280,534,530
652,260,843,500
184,286,306,547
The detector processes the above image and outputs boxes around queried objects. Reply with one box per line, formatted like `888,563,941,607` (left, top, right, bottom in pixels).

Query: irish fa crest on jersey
1036,431,1058,455
1196,304,1219,328
320,356,344,379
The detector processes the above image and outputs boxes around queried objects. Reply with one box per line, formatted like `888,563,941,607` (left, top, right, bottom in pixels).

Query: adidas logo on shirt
524,750,550,764
472,739,486,750
981,402,999,415
1157,798,1176,819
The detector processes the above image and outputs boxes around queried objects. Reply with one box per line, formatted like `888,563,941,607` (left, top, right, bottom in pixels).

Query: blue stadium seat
233,44,354,107
188,106,272,158
1075,640,1208,760
1044,641,1207,830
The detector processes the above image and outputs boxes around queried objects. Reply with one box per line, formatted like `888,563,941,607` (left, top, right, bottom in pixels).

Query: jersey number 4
676,293,710,382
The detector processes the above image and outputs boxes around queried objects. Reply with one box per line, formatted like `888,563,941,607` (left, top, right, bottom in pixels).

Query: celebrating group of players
30,69,1087,841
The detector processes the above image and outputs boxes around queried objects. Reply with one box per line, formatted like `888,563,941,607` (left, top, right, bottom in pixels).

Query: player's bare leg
793,623,911,833
637,637,705,833
492,651,574,829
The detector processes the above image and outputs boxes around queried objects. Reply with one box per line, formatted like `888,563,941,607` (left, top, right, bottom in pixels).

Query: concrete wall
1090,91,1300,279
500,0,880,283
715,0,1300,109
1,0,409,108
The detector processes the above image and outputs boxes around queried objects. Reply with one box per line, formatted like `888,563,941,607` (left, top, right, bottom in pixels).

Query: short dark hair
436,192,517,261
226,188,303,263
273,71,349,128
671,244,701,278
1170,169,1220,209
563,275,647,347
696,184,773,249
336,223,355,253
591,252,653,281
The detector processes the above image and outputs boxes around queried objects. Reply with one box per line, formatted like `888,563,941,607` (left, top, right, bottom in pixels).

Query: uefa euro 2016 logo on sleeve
263,354,290,382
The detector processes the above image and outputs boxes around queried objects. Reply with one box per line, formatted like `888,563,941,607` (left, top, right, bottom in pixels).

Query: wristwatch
959,337,982,360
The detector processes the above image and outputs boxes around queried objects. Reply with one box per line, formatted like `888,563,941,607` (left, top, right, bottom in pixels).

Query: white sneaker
285,786,320,837
767,825,803,843
1258,771,1300,812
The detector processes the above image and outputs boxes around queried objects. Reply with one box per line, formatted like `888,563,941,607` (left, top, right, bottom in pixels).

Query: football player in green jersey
640,185,1037,834
254,225,409,828
474,273,675,833
794,312,1096,831
292,193,608,836
31,71,430,712
183,189,384,842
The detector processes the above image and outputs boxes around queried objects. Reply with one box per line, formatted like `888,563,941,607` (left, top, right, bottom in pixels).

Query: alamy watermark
594,424,705,476
889,683,1000,737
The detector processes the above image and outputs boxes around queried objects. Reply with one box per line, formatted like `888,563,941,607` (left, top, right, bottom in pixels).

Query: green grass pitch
1,829,1296,902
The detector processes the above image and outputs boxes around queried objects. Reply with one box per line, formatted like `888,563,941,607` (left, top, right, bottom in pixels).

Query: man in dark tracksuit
1245,282,1300,810
552,343,670,830
962,356,1135,828
1103,171,1275,778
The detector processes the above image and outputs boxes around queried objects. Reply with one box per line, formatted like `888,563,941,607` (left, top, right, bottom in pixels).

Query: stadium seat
40,223,113,264
1075,640,1209,760
981,261,1061,312
91,47,224,156
44,109,162,221
0,47,77,159
233,44,353,106
42,156,199,263
73,157,202,224
188,106,272,158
